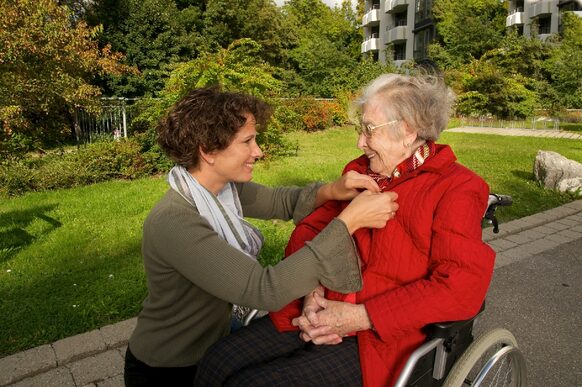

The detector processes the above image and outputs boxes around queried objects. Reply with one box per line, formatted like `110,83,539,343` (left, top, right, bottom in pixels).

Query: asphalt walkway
1,127,580,386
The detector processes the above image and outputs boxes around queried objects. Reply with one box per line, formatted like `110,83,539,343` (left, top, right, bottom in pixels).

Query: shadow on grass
0,238,145,356
0,205,62,263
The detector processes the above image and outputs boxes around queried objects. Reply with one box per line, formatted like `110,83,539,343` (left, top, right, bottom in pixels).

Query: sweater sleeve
364,175,495,343
144,193,361,312
236,182,322,224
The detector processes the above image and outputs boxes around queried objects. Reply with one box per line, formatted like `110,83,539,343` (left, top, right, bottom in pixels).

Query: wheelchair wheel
443,328,526,387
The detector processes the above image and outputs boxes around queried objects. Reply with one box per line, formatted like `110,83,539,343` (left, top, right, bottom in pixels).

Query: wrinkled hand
330,171,381,201
292,293,372,345
338,190,399,234
302,286,325,325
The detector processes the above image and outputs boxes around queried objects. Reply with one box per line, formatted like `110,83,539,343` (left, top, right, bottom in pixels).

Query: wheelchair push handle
483,193,513,234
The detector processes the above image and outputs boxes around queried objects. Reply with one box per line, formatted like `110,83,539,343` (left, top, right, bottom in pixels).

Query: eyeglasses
356,120,399,137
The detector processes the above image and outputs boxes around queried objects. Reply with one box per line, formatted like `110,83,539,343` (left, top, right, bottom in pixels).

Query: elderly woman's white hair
354,73,455,141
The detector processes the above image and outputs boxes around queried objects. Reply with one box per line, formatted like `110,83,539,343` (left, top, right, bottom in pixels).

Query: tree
431,0,507,67
135,39,282,124
544,12,582,109
133,39,291,157
0,0,133,152
85,0,206,97
281,0,364,96
202,0,285,65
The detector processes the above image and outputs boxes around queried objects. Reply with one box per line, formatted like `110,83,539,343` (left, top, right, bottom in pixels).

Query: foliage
274,98,348,132
281,0,364,97
131,38,295,158
543,13,582,109
0,138,169,197
431,0,507,67
85,0,204,97
202,0,286,66
0,0,133,151
452,60,538,118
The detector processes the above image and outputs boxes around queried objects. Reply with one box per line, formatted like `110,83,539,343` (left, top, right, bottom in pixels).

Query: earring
208,160,215,165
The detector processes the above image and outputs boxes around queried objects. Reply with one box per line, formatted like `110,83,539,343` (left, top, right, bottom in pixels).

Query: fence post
122,98,128,138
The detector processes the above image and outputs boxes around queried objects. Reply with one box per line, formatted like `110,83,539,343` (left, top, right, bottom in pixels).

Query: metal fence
74,98,139,143
457,116,560,130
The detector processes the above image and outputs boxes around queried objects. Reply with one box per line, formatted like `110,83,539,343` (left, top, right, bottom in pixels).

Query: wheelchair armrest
425,303,485,339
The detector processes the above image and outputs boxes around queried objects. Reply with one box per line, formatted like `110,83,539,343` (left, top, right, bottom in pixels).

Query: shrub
0,137,169,197
273,98,348,133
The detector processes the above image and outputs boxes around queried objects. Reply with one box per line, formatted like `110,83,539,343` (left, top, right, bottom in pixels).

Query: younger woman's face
209,113,264,187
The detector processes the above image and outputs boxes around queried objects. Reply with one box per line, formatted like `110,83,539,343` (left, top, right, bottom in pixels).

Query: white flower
108,274,114,279
6,269,11,273
73,304,77,308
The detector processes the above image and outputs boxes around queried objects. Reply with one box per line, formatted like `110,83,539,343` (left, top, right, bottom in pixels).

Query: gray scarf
168,166,264,259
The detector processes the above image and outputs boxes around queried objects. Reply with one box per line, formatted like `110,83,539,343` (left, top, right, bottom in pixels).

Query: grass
1,127,581,357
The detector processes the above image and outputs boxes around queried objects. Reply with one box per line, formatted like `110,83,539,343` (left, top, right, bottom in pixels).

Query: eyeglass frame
356,119,400,137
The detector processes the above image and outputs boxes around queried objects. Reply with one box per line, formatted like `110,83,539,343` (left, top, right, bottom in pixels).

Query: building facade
363,0,582,66
361,0,435,66
506,0,582,38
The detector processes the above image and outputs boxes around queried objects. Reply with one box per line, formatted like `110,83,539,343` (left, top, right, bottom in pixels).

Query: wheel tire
443,328,526,387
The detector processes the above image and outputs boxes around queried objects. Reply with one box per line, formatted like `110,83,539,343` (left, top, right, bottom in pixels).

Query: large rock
534,151,582,195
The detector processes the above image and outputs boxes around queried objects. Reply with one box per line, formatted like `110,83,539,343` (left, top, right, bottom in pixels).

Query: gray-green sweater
128,182,362,367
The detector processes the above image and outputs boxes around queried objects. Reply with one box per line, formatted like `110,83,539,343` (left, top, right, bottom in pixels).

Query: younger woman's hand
337,190,398,234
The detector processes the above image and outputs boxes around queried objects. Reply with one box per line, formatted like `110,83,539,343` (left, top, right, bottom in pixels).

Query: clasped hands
291,286,373,345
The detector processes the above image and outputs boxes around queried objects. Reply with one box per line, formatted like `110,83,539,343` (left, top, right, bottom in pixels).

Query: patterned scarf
367,140,436,190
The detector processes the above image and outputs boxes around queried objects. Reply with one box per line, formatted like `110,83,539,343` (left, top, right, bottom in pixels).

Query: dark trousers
124,346,197,387
194,316,362,386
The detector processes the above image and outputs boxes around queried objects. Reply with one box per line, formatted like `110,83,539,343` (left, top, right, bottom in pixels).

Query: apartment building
361,0,435,66
363,0,582,66
506,0,582,38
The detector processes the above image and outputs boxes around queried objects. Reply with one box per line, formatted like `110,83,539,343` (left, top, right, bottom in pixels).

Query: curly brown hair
157,87,272,169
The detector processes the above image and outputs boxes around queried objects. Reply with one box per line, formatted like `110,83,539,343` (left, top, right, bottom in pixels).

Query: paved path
448,126,582,140
1,127,580,386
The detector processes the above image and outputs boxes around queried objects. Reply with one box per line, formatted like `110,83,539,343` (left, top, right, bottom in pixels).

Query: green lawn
1,127,581,357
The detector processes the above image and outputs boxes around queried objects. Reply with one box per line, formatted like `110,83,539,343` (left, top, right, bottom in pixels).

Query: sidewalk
1,199,581,386
1,126,581,386
448,126,582,140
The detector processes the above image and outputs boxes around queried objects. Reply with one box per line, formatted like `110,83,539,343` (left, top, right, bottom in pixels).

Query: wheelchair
245,194,526,387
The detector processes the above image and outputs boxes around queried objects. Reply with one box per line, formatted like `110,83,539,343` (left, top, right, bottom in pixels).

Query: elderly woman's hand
292,293,373,345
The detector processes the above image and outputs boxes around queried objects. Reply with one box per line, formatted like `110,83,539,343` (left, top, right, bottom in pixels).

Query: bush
0,137,169,197
273,98,348,132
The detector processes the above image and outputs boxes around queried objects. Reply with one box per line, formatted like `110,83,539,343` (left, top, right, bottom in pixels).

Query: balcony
362,8,381,26
385,0,409,14
532,0,554,17
387,25,408,43
506,11,524,26
361,35,380,53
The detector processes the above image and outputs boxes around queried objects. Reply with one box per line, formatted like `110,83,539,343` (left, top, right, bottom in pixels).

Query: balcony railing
532,0,554,16
506,11,524,26
385,0,409,14
362,8,381,26
387,25,408,43
361,36,380,53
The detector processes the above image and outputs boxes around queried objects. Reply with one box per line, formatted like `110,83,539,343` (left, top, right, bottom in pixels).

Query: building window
395,10,407,26
415,0,433,22
393,43,406,61
538,15,551,34
413,27,434,61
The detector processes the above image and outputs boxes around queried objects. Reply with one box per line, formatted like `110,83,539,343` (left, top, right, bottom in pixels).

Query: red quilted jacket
270,144,495,386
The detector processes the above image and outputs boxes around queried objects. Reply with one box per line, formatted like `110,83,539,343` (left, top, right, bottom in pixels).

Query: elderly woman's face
357,101,410,177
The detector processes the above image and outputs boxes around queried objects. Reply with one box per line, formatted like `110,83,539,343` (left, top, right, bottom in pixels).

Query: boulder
534,150,582,195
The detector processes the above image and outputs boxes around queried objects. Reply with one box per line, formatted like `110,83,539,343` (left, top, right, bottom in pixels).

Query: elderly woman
123,87,399,386
194,74,495,386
